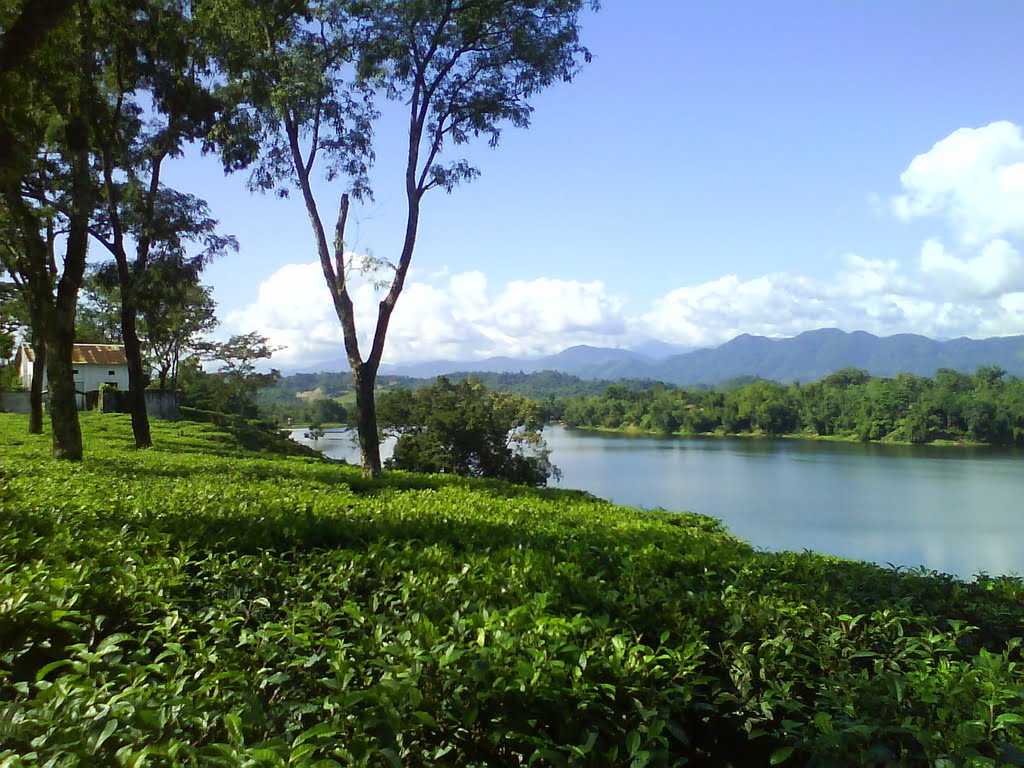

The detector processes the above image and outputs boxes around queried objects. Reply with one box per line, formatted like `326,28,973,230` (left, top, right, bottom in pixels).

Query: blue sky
160,1,1024,368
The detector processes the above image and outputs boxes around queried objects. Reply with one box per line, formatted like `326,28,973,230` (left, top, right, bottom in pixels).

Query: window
108,370,115,376
72,369,79,375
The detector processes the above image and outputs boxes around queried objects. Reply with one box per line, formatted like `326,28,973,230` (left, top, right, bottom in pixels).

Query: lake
289,425,1024,578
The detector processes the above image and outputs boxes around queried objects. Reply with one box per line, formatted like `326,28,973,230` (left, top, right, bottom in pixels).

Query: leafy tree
76,0,234,449
200,0,375,459
0,0,95,456
143,271,218,391
378,377,558,486
192,332,283,417
75,266,122,343
204,0,595,476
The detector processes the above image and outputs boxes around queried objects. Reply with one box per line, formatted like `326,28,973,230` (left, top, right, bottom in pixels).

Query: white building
15,344,130,397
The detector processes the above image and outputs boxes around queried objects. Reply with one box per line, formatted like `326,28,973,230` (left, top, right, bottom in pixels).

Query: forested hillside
559,366,1024,445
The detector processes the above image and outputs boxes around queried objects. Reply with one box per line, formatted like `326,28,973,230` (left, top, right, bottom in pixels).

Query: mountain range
382,329,1024,385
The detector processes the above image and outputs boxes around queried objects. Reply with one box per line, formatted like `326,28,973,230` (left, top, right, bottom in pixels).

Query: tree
200,0,374,459
75,266,122,343
205,0,595,476
143,270,218,391
77,0,234,449
0,212,52,430
0,279,20,389
378,377,558,486
0,0,95,457
195,332,283,417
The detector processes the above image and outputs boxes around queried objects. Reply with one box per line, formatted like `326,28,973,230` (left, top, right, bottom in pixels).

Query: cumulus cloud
639,242,1024,348
227,264,628,367
891,121,1024,244
918,238,1024,298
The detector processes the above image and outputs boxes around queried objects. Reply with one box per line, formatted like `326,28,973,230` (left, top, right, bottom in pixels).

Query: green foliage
561,367,1024,445
0,413,1022,765
378,377,558,486
0,281,21,384
187,332,283,418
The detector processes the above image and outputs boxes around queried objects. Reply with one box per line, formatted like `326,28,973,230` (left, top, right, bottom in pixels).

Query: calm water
291,426,1024,578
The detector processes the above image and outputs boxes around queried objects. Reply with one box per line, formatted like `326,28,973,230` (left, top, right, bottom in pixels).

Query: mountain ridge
377,328,1024,385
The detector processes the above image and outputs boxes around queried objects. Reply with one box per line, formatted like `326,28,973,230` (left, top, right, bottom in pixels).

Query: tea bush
0,413,1022,766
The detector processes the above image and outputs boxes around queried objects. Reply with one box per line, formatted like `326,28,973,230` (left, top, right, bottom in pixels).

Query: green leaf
224,712,243,746
996,713,1024,727
771,747,795,765
35,659,73,682
95,719,119,752
293,722,337,748
625,731,641,756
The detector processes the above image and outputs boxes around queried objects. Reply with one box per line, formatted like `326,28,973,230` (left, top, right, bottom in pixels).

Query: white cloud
230,249,1024,368
891,121,1024,244
639,243,1024,348
919,238,1024,298
227,264,628,367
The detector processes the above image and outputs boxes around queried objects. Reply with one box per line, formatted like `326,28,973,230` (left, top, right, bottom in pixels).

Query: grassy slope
1,414,1023,766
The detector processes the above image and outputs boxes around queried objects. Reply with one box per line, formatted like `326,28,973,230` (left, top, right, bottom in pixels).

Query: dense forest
557,366,1024,445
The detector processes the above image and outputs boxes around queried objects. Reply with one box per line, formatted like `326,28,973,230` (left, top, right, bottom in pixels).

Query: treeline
557,367,1024,445
255,370,668,426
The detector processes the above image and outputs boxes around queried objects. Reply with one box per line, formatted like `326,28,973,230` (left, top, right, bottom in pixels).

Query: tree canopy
378,377,558,486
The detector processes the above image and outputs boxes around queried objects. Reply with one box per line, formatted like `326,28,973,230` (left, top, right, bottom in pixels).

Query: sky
157,0,1024,370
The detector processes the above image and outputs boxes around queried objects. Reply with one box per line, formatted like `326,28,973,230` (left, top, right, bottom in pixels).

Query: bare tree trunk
46,315,81,459
28,331,45,434
118,278,151,448
353,365,381,475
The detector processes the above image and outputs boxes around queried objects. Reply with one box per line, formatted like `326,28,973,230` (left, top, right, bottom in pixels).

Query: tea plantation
1,414,1023,766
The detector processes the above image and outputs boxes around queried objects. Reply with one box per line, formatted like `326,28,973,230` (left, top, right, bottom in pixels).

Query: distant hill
384,344,656,380
383,329,1024,385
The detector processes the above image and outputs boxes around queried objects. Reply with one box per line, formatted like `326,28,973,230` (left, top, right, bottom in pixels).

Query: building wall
19,351,33,388
73,364,130,394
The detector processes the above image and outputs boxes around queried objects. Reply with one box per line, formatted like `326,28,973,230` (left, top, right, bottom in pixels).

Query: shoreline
561,423,991,448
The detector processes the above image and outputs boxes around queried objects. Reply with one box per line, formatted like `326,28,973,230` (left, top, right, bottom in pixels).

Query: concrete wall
101,388,180,419
0,391,31,413
145,389,180,419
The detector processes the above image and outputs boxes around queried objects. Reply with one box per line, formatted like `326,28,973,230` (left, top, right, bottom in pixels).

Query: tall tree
0,207,55,432
200,0,375,461
0,0,96,457
341,0,595,475
139,262,218,390
205,0,595,475
84,0,233,449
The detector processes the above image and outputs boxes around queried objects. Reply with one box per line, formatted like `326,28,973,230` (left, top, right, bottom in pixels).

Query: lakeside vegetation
1,412,1023,765
558,367,1024,446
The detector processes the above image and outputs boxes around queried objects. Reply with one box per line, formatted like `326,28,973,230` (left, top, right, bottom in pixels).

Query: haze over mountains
381,329,1024,386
